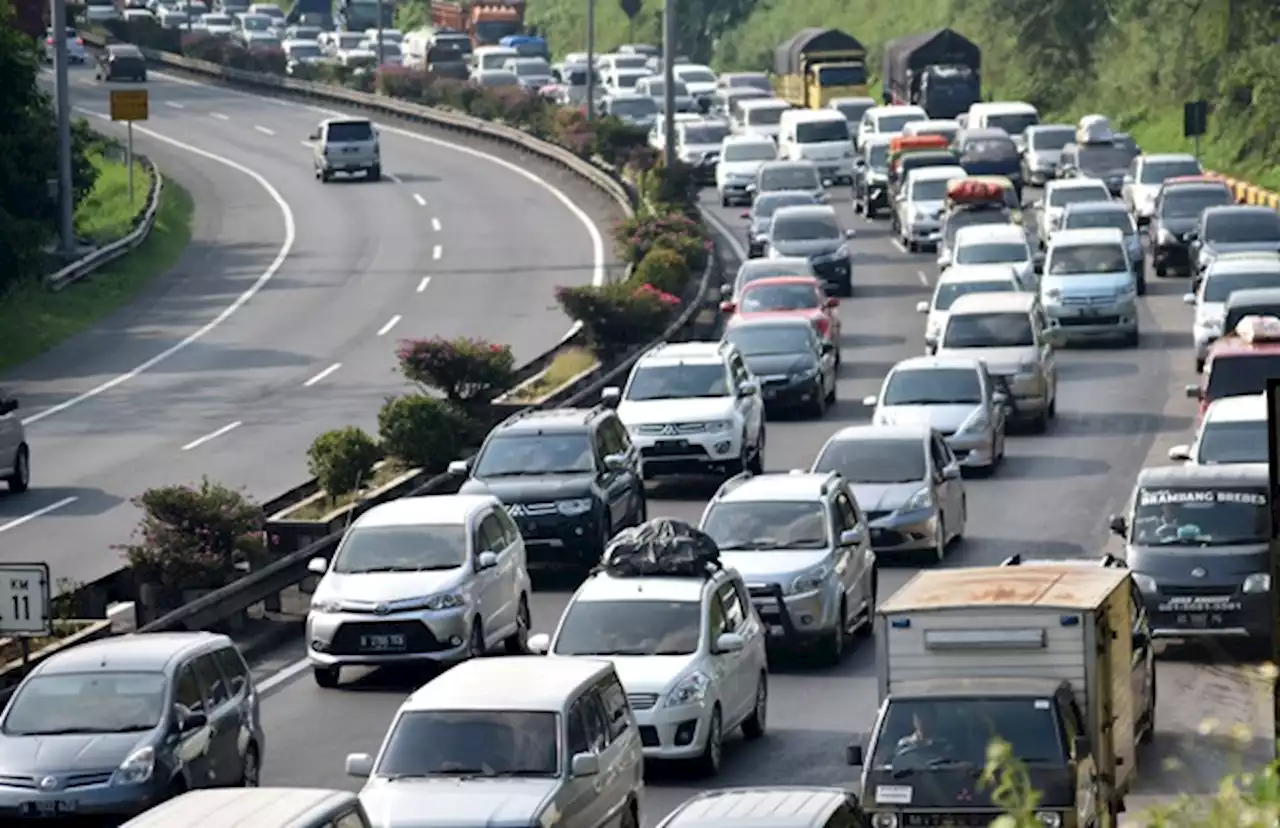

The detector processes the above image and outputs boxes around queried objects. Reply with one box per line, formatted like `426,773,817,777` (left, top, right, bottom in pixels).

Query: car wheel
504,595,530,654
825,375,837,403
932,521,947,563
720,194,730,207
312,665,339,688
693,706,723,777
1194,357,1204,373
855,571,877,638
240,746,260,787
741,674,767,739
817,600,846,666
367,165,381,181
809,388,826,418
1155,263,1167,278
467,618,486,659
865,204,876,219
748,429,765,475
7,445,30,493
1141,679,1156,744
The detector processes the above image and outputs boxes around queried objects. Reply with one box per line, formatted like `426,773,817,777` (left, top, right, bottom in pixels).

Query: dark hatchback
722,317,837,417
1190,205,1280,286
1109,464,1273,644
955,128,1023,197
451,406,646,569
853,137,892,218
96,44,146,82
1149,180,1235,277
742,190,820,258
1059,141,1132,195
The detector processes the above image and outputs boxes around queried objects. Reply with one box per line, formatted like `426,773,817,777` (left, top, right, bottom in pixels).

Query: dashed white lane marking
303,362,342,387
210,112,229,120
890,238,908,254
416,277,430,293
182,421,242,451
257,659,311,694
432,244,442,260
917,270,930,287
0,497,79,534
376,315,401,336
299,140,314,148
254,125,275,136
164,101,184,109
431,217,441,232
412,193,426,206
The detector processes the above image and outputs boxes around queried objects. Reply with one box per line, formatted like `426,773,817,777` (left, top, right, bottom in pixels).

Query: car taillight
46,37,53,44
76,38,84,44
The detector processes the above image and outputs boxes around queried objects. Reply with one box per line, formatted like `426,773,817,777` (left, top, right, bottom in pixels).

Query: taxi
964,174,1022,224
1186,315,1280,421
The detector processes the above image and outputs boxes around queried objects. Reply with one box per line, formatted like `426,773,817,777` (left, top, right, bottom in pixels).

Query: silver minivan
1039,227,1139,345
311,117,381,182
122,788,371,828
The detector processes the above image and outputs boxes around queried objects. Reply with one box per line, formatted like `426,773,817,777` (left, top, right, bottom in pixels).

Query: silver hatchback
311,117,381,182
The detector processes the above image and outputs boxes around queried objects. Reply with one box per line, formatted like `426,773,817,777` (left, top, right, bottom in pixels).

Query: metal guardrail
46,153,162,290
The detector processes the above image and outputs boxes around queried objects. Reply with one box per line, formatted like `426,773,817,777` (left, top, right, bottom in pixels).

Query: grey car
0,392,29,493
1020,123,1074,186
765,205,855,296
1108,464,1272,643
0,633,263,820
1059,201,1146,293
751,160,827,205
812,423,966,563
742,191,819,258
311,117,381,182
723,317,837,417
1190,205,1280,287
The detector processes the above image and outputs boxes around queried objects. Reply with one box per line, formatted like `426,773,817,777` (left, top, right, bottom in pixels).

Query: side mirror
602,453,627,471
1071,735,1092,759
861,395,877,407
1031,199,1043,210
714,632,745,653
1043,328,1065,346
1181,293,1196,305
1131,630,1150,651
1108,514,1127,536
854,158,866,168
720,300,737,313
739,380,759,396
821,178,833,188
915,301,929,314
844,229,856,239
600,386,621,408
0,399,17,416
308,130,320,140
570,752,600,777
991,391,1008,404
821,341,835,354
895,193,906,203
740,211,751,219
527,632,550,654
345,752,374,778
942,463,961,480
825,297,840,308
1123,174,1134,185
839,527,864,546
476,551,499,570
845,743,864,765
447,459,471,476
179,711,208,732
745,183,757,193
307,557,328,575
1184,384,1200,399
1167,445,1191,462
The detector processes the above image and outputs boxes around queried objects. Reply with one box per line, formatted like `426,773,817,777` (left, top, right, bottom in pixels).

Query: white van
855,104,927,148
778,109,854,183
472,45,518,73
965,101,1040,151
122,788,371,828
733,97,790,140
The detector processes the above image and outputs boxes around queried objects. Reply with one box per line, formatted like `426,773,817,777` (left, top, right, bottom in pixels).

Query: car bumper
633,700,717,759
758,375,823,408
1153,243,1191,271
720,181,752,203
320,157,378,173
1025,164,1055,185
635,433,743,478
1045,304,1139,340
1144,592,1270,640
990,372,1050,418
307,606,473,666
747,582,839,640
747,237,767,257
945,430,997,468
815,160,853,182
812,257,852,292
864,510,938,554
905,222,942,246
0,778,166,820
510,513,607,568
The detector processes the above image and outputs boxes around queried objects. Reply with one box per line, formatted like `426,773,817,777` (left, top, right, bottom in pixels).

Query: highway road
3,67,618,586
248,180,1274,823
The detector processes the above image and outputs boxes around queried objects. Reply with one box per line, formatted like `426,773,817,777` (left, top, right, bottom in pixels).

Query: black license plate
22,800,78,816
360,633,406,652
656,439,689,450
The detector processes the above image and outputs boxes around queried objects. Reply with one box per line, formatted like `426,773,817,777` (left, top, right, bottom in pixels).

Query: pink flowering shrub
633,247,691,295
556,282,682,360
614,212,707,269
397,336,517,413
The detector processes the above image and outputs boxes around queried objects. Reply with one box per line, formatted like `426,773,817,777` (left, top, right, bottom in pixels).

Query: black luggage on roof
600,518,722,578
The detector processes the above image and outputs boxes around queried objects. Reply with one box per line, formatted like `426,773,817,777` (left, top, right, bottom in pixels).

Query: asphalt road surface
5,66,619,586
248,180,1274,822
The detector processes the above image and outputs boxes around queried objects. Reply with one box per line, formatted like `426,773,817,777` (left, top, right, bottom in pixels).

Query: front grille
0,771,113,790
902,813,1003,827
634,422,708,435
747,585,780,600
65,771,113,788
505,501,558,517
1161,585,1237,598
639,725,660,747
1060,315,1120,327
627,692,658,711
1060,294,1113,306
871,528,908,547
328,620,447,656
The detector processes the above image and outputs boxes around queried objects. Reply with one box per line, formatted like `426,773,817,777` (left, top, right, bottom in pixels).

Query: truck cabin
883,28,981,118
470,4,522,45
775,28,869,105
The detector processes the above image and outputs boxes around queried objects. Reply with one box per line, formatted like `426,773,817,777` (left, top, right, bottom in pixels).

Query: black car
722,316,837,417
1109,464,1272,647
955,127,1023,197
852,136,891,218
96,43,146,82
1059,141,1132,195
1149,179,1235,277
888,149,960,202
451,406,646,570
1189,205,1280,286
742,190,820,258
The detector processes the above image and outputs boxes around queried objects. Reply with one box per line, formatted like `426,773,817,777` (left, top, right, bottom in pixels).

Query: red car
1187,315,1280,421
720,276,842,359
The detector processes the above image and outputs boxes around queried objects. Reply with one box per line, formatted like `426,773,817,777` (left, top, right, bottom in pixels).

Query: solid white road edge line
0,497,79,535
165,101,184,109
303,362,341,387
256,657,312,694
700,207,747,261
182,420,242,451
255,125,275,136
376,315,401,336
432,244,442,260
26,112,296,426
416,276,430,292
412,193,426,206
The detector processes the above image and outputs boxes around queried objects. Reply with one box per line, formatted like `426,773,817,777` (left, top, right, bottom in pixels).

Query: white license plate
360,634,406,651
767,624,785,636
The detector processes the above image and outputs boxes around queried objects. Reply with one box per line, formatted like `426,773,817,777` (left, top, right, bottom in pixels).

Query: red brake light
46,37,53,44
76,37,84,44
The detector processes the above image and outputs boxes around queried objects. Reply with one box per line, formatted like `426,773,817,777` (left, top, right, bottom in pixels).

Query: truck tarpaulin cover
883,28,981,84
774,28,866,76
601,518,722,578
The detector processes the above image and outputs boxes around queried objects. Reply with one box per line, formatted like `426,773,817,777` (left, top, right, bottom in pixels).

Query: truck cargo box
883,28,980,86
773,27,865,77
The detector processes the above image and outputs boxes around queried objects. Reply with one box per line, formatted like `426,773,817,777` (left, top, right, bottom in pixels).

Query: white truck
845,564,1144,828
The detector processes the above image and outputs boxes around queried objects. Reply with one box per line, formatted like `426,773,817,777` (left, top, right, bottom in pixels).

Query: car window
578,692,609,751
213,646,250,697
333,812,370,828
175,664,205,716
479,513,507,554
834,492,859,529
192,653,229,708
494,508,521,547
597,676,631,740
604,416,632,452
929,436,949,474
708,590,728,639
717,582,746,632
566,700,589,755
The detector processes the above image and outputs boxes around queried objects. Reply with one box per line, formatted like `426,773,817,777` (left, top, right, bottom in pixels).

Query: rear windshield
1197,420,1267,464
813,438,926,484
1140,158,1202,184
833,100,873,123
961,137,1018,162
1205,353,1280,401
1204,212,1280,244
1047,243,1127,275
944,209,1010,249
876,112,925,133
327,121,374,142
759,166,819,191
818,64,867,86
984,112,1039,136
1160,187,1233,219
1048,185,1109,207
956,242,1027,265
680,123,729,145
1203,271,1280,302
1028,127,1073,151
746,106,786,126
726,73,770,90
911,179,954,201
772,217,839,241
1064,209,1134,234
1076,144,1130,175
609,96,657,117
934,280,1017,310
723,142,776,163
943,312,1034,348
796,120,850,143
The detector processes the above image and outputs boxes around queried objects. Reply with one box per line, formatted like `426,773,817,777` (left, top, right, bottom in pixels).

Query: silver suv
0,393,29,493
311,117,381,182
698,471,877,666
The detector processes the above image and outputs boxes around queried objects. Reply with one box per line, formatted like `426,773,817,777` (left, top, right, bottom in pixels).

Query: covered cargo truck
432,0,524,46
286,0,334,29
882,28,980,119
773,28,868,109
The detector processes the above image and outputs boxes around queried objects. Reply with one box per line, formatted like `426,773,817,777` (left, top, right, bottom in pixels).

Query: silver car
812,423,966,562
1019,124,1074,185
1059,201,1145,290
311,117,381,182
0,393,28,493
742,191,820,258
727,256,818,300
306,494,533,688
862,355,1007,475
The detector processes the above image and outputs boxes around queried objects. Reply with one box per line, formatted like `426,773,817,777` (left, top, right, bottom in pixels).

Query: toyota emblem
374,603,390,615
38,776,58,791
1191,567,1206,578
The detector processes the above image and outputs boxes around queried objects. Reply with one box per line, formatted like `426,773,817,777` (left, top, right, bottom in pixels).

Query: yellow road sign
110,89,149,121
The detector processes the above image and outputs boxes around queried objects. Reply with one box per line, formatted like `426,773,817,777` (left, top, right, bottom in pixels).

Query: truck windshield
872,697,1065,769
1130,486,1268,546
474,21,521,42
816,64,866,86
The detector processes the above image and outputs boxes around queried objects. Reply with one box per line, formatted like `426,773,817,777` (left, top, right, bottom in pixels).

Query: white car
196,11,236,34
698,471,877,665
673,63,718,103
1168,392,1266,465
895,165,966,252
855,104,927,148
950,224,1038,290
1183,252,1280,371
0,393,28,493
602,341,766,481
917,263,1024,353
1122,152,1202,225
716,134,777,206
1035,178,1111,247
528,552,768,775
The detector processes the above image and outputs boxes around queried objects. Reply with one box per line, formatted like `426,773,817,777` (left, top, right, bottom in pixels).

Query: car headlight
959,409,990,434
1044,288,1063,303
664,671,711,707
1115,285,1137,301
310,598,342,613
705,419,732,432
1034,813,1062,828
1131,572,1157,594
790,565,831,594
1244,573,1271,593
116,746,155,785
422,592,466,611
900,486,933,513
1197,316,1223,334
912,210,927,222
556,498,594,516
816,244,849,261
871,813,898,828
1156,227,1175,245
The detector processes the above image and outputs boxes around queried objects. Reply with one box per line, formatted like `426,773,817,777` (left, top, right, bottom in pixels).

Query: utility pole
374,0,385,66
51,0,75,255
661,0,675,168
584,0,595,119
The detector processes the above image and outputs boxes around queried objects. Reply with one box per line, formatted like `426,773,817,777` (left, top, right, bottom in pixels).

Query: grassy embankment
0,151,194,373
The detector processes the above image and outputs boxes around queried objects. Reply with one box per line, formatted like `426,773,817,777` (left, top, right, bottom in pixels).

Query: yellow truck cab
772,27,868,109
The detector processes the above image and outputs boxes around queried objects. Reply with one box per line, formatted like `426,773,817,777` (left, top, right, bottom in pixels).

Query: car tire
1124,330,1140,348
319,170,332,183
1155,263,1167,278
825,376,837,403
865,204,876,219
240,746,260,787
1195,357,1204,373
720,194,730,207
809,388,826,419
741,674,767,739
748,429,765,475
312,665,340,688
7,444,30,493
504,595,530,654
816,600,846,666
932,521,947,562
467,618,486,660
367,165,381,181
693,706,723,777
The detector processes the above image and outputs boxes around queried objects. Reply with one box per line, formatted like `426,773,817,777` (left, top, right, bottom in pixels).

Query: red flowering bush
633,247,691,295
614,212,706,267
556,282,681,360
117,479,264,589
397,336,517,415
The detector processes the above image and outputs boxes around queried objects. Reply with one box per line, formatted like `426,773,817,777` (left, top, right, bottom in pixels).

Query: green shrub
614,212,706,265
307,427,382,496
632,247,690,295
377,395,469,471
555,282,681,360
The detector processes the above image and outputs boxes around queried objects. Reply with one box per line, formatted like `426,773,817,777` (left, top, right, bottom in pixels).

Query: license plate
656,439,688,450
22,800,77,816
768,625,785,636
360,634,406,651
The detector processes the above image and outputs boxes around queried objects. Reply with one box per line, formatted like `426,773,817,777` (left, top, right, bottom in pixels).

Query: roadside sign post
1183,99,1208,160
109,89,149,205
1267,380,1280,758
0,563,52,676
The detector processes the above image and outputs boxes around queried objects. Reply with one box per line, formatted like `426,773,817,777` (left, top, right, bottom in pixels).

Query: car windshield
1048,186,1109,207
610,96,657,116
961,137,1018,162
1029,127,1074,151
1048,244,1128,275
327,121,374,142
554,600,700,656
1076,144,1131,174
474,434,594,476
240,14,269,28
877,113,924,133
702,501,829,550
956,242,1027,265
985,113,1039,136
376,711,558,778
626,363,728,400
678,68,715,84
725,324,813,356
883,368,982,405
724,142,776,162
610,55,647,69
681,123,729,145
1205,212,1280,244
866,144,890,172
1141,159,1202,184
287,43,322,58
511,59,548,75
760,166,818,191
741,282,822,311
1196,420,1267,464
746,106,786,126
813,438,925,484
817,64,866,86
871,697,1064,770
612,73,643,88
642,80,688,96
773,217,838,242
1064,210,1134,234
736,262,815,292
1130,486,1269,546
1160,187,1232,219
933,280,1017,310
332,525,467,573
3,672,167,736
1205,353,1280,401
911,179,951,201
943,312,1034,348
834,101,873,122
1203,271,1280,302
797,120,850,143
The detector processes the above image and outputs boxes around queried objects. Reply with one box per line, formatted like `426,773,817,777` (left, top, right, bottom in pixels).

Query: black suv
450,406,647,570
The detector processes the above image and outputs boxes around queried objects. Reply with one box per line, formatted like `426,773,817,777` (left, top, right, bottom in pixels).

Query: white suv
699,471,876,666
603,342,766,481
528,554,768,776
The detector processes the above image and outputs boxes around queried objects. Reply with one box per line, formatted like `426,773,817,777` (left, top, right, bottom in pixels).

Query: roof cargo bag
600,518,722,578
946,178,1003,204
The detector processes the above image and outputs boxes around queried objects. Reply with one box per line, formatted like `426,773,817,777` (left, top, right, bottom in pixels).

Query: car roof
948,291,1036,315
352,494,498,529
912,119,959,130
1163,179,1231,194
109,43,144,54
403,656,613,712
961,127,1012,140
496,407,602,435
322,116,372,126
892,354,983,373
937,264,1022,284
829,96,876,106
868,105,926,117
772,205,836,220
908,165,967,182
826,423,929,444
34,631,229,676
1141,153,1198,165
638,341,727,366
1047,177,1109,191
716,472,838,504
783,108,845,122
1224,287,1280,306
1048,227,1125,246
972,101,1036,113
577,570,712,604
1203,392,1266,423
122,788,361,828
761,160,817,170
1026,123,1072,134
729,316,816,331
723,133,774,146
1205,204,1279,219
1064,201,1127,214
954,224,1025,244
661,787,847,828
739,98,790,110
1136,463,1268,487
1206,253,1280,276
752,192,815,210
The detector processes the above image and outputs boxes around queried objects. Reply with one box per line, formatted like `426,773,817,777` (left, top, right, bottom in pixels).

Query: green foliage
525,0,752,62
632,246,691,295
307,427,382,497
396,336,517,416
377,394,470,472
555,281,681,360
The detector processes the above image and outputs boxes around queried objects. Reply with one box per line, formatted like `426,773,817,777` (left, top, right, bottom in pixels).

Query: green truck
772,28,869,109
